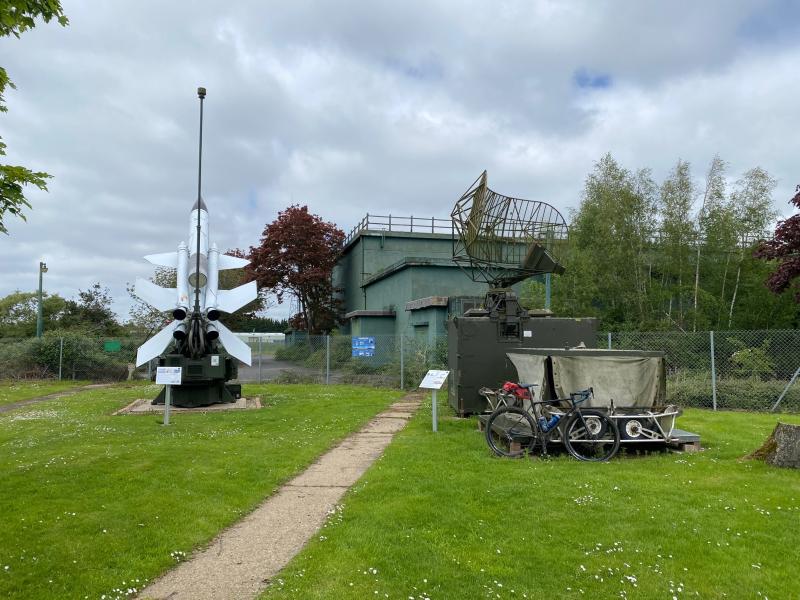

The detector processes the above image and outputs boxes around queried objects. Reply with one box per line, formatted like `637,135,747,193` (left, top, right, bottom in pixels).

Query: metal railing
344,214,454,246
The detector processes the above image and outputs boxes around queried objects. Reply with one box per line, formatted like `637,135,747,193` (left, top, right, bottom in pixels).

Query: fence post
258,336,263,384
607,332,612,350
710,330,717,411
771,365,800,412
326,335,330,385
58,337,64,381
400,335,405,390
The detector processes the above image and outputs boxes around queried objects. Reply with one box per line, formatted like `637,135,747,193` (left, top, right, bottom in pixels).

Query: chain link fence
239,334,448,389
0,334,143,382
1,329,798,412
604,329,800,412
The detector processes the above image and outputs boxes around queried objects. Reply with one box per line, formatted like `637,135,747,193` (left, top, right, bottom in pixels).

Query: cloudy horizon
2,0,799,323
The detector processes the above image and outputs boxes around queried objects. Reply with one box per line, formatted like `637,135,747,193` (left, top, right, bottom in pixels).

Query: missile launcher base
152,351,241,408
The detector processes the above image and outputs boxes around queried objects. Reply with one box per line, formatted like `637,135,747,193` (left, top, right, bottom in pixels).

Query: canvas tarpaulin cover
507,350,666,408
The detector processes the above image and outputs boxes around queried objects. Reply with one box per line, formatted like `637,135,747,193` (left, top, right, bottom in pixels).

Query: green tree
726,167,777,327
0,1,68,234
561,154,656,327
58,283,120,335
0,290,66,337
658,159,696,328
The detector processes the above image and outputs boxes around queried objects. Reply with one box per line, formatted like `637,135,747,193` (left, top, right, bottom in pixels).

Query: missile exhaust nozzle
206,308,220,321
206,322,220,341
173,306,188,320
173,322,188,341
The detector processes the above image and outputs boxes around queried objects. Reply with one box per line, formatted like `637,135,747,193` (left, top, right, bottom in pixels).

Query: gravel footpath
139,391,423,600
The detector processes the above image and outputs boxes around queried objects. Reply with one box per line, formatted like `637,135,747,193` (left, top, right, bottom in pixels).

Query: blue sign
352,337,376,357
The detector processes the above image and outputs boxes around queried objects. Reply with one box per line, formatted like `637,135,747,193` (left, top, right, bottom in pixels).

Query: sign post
156,366,182,426
419,369,450,432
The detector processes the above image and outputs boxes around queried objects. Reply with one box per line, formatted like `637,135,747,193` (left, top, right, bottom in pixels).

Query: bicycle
484,385,620,461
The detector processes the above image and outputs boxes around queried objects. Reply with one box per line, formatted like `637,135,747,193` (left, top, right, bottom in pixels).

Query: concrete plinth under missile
151,352,241,408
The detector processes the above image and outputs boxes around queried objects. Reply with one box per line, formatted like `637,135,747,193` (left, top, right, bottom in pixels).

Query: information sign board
419,369,450,390
155,366,182,385
352,337,376,357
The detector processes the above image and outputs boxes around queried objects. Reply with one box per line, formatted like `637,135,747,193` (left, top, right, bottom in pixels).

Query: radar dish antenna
451,171,568,290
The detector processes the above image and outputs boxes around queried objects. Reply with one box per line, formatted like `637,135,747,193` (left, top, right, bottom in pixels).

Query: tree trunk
747,423,800,469
692,243,701,332
717,250,731,327
727,249,744,329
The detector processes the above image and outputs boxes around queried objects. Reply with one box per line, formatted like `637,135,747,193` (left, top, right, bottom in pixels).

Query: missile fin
218,254,250,270
215,320,252,365
135,320,179,367
135,278,178,312
144,252,178,268
215,281,257,314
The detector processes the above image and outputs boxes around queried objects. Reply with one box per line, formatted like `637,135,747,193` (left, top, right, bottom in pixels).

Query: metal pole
36,262,46,338
607,332,612,350
164,384,172,426
58,337,63,380
432,390,438,432
772,365,800,412
258,336,263,384
710,331,717,411
545,273,551,310
326,335,331,384
400,335,405,390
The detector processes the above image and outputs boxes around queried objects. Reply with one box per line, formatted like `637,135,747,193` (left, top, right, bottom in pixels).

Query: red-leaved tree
755,186,800,300
248,205,344,333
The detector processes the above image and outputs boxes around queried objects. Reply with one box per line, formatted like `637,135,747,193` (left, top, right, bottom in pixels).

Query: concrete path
139,392,423,600
0,383,113,414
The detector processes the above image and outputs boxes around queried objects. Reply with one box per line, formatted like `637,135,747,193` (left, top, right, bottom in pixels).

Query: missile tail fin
218,254,249,270
136,321,180,367
215,281,257,314
144,252,178,268
135,278,178,312
214,320,252,365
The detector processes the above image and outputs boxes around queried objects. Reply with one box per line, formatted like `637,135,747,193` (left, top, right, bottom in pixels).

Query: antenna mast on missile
195,86,206,316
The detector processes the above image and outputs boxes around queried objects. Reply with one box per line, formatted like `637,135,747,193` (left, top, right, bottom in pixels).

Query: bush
668,371,800,411
0,332,130,381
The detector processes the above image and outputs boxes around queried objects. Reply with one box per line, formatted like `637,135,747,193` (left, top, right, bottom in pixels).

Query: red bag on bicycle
501,381,531,400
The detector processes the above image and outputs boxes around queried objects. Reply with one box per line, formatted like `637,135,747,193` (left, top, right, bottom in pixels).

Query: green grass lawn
0,379,91,406
0,382,402,599
262,399,800,600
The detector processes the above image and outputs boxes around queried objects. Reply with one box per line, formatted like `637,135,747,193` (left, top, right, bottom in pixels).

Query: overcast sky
2,0,799,321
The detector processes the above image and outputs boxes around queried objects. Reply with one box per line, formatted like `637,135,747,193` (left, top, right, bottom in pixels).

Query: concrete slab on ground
114,397,261,415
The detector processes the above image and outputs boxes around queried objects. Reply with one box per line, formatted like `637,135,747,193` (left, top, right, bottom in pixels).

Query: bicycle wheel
563,409,620,462
485,406,537,458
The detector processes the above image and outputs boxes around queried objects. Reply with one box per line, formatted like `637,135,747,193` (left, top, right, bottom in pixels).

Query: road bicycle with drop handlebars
485,385,620,461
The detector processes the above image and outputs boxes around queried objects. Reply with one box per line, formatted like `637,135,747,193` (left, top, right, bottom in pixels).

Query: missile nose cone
192,196,208,211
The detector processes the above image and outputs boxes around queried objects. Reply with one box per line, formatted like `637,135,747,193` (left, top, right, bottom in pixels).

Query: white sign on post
419,369,450,433
155,366,182,385
156,366,182,425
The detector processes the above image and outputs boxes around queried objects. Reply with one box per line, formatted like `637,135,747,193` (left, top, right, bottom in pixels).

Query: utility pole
36,261,48,338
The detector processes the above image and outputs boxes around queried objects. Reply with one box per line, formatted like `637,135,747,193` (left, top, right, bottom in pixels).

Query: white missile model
133,197,257,367
134,87,257,368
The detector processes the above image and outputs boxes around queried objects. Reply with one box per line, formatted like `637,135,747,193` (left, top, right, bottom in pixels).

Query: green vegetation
0,379,89,407
0,382,402,599
527,154,799,330
262,398,800,599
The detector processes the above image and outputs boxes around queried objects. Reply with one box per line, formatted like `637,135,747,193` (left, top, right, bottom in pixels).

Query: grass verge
261,399,800,599
0,382,402,599
0,379,91,407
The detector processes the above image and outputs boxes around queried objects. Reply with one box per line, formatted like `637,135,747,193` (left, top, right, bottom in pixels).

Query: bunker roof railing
344,214,454,246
